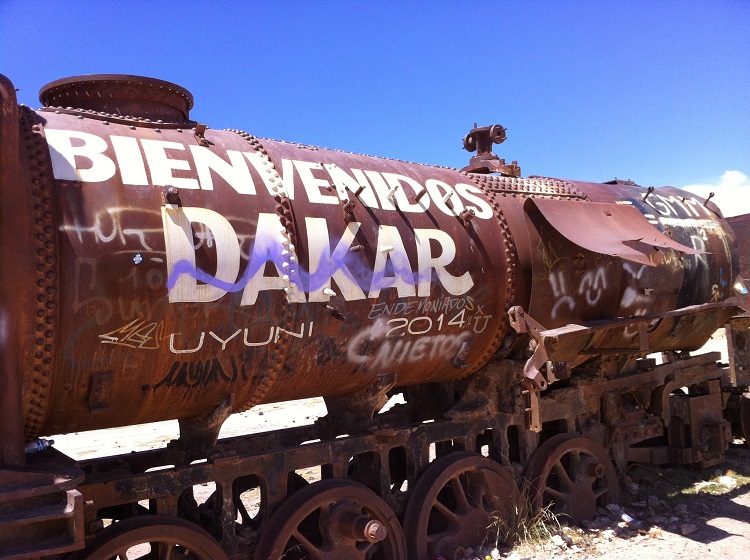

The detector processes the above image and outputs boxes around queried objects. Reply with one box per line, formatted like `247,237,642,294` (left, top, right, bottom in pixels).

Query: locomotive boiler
0,73,748,560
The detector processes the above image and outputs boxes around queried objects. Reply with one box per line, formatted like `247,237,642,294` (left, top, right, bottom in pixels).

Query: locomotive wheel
526,434,619,523
402,451,520,560
253,478,406,560
71,514,228,560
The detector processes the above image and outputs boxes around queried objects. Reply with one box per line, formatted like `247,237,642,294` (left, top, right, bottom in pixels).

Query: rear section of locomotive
0,73,748,560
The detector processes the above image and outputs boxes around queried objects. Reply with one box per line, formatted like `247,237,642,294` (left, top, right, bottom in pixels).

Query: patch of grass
485,487,562,549
626,447,750,502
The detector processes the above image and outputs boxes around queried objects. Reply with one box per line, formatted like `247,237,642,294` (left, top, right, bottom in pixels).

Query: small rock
258,411,264,416
626,482,640,494
669,516,680,523
647,495,661,510
631,500,646,508
648,526,663,539
718,475,737,488
675,503,688,516
680,523,699,536
551,535,567,548
650,515,669,524
606,503,623,515
601,529,616,541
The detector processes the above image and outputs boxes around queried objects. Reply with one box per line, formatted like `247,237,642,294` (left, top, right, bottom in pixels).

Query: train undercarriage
2,308,748,560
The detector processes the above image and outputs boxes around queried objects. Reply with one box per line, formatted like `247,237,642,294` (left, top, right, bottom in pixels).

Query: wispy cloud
681,171,750,218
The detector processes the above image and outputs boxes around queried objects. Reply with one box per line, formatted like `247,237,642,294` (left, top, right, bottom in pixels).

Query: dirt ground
51,329,750,559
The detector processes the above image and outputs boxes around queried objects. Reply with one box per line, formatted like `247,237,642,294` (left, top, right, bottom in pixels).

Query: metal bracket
194,123,210,146
508,306,551,391
522,379,542,432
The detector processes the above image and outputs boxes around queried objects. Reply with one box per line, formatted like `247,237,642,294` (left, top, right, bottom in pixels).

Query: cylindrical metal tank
2,74,740,441
18,75,517,438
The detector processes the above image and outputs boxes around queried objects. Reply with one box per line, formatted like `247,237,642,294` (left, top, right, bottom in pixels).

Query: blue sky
1,1,748,214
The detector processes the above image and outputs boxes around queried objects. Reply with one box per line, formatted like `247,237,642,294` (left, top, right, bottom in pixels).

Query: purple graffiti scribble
167,242,422,295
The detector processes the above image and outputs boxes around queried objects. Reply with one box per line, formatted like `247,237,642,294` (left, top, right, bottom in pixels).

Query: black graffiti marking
151,352,255,390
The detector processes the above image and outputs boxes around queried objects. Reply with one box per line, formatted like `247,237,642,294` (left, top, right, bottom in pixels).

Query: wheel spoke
156,542,173,560
569,451,582,482
473,473,488,507
291,529,324,560
450,476,471,513
544,486,569,504
433,499,461,527
553,460,574,490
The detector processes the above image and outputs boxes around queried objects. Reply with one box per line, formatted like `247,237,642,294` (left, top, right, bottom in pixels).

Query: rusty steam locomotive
0,73,748,560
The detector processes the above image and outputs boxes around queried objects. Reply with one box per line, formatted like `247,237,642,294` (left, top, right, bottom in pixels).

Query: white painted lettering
456,183,493,219
305,217,366,302
425,179,463,215
381,173,429,212
162,206,240,302
323,164,379,208
240,213,306,304
365,170,397,211
294,160,338,204
141,139,199,190
414,229,474,296
369,225,416,298
45,128,116,182
190,146,256,194
111,135,148,185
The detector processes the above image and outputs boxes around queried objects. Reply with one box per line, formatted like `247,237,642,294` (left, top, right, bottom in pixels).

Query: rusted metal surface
0,449,84,559
402,452,519,560
253,479,406,559
527,197,701,266
514,302,743,371
526,434,619,524
13,72,737,443
18,81,517,440
39,74,194,122
0,74,28,469
0,72,749,559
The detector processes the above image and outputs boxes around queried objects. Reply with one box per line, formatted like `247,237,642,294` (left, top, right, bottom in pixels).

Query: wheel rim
253,479,406,560
72,514,228,560
526,434,619,523
402,451,520,560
